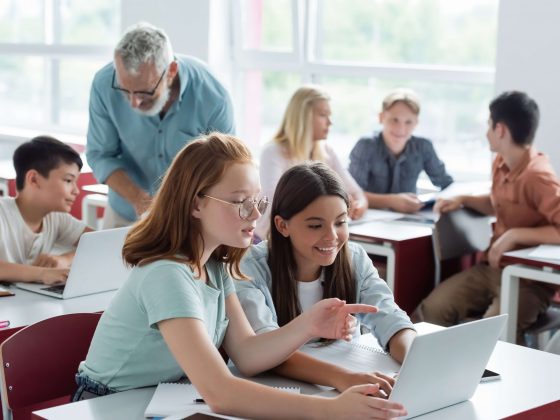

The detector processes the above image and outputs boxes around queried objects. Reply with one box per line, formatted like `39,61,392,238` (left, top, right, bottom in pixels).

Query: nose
72,183,80,196
324,225,337,241
129,94,143,109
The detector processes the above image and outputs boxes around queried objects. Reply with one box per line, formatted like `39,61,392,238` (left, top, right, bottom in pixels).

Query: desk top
32,324,560,420
503,247,560,271
82,184,109,195
349,218,433,243
0,285,115,329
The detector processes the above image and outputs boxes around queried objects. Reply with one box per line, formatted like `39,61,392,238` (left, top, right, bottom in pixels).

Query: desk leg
353,242,396,291
500,265,520,343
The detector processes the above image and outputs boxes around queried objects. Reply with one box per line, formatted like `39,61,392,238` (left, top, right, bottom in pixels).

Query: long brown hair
269,162,356,327
122,132,253,279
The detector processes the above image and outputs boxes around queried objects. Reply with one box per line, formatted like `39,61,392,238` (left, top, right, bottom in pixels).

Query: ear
378,111,384,124
25,169,42,190
191,195,203,219
167,60,179,82
274,215,290,237
495,122,508,139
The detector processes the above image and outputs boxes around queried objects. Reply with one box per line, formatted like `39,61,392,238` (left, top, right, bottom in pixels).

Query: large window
232,0,499,180
0,0,119,140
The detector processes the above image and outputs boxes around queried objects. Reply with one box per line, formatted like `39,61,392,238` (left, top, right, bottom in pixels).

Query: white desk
0,285,116,330
32,323,560,420
500,247,560,343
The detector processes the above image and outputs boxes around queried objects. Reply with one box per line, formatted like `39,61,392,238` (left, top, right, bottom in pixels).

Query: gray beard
134,84,171,117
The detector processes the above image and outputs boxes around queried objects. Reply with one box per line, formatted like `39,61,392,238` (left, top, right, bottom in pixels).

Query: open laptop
16,227,131,299
389,315,507,418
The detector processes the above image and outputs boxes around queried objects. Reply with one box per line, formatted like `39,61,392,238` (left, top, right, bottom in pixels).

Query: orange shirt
491,147,560,242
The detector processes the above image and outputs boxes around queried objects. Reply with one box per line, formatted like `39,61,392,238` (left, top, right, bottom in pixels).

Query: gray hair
115,22,173,75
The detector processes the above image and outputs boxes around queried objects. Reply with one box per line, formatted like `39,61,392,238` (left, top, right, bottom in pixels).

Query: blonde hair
273,85,330,162
122,132,253,279
382,88,421,115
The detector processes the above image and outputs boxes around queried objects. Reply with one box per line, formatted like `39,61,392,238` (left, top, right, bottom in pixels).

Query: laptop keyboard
41,285,65,294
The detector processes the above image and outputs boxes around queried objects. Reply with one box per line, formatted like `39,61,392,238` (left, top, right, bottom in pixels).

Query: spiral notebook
300,340,401,374
144,382,300,418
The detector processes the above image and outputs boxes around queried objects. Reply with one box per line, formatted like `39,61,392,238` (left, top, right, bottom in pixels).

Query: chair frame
0,312,101,420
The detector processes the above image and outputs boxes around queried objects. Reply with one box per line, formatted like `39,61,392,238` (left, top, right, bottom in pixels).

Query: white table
32,323,560,420
500,247,560,343
0,285,116,330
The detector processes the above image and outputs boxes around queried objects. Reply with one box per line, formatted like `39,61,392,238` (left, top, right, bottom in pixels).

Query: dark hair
489,91,540,146
13,136,83,191
268,162,356,327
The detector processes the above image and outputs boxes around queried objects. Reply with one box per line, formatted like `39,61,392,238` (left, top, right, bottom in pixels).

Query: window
0,0,120,140
232,0,499,180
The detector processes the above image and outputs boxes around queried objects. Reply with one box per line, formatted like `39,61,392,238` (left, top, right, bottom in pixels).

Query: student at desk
413,91,560,344
237,163,416,371
0,136,90,285
75,133,407,419
349,88,453,213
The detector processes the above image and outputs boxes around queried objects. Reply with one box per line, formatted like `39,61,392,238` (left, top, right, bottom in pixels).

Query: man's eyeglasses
202,195,269,220
111,68,167,100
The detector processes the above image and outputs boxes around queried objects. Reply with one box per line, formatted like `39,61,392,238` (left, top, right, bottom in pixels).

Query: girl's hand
304,298,377,341
334,371,395,396
329,384,407,419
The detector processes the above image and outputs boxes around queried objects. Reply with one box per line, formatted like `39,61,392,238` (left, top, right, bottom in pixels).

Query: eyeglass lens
240,198,268,219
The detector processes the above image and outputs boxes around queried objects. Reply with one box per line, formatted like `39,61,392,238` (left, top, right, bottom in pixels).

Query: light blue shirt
80,258,235,391
236,241,414,349
86,55,235,221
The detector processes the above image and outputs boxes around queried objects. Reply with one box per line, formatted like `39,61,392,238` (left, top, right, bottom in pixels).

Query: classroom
1,1,560,419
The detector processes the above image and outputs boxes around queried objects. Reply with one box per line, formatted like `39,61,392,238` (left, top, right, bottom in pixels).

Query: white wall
495,0,560,174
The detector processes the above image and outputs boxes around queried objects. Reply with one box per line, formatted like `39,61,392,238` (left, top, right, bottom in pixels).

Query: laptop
389,315,507,418
16,227,131,299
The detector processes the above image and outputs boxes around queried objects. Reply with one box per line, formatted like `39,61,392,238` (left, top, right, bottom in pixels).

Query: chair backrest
432,208,493,285
0,313,101,419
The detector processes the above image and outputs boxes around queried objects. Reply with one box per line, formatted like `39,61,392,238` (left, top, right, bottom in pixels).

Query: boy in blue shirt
349,88,453,213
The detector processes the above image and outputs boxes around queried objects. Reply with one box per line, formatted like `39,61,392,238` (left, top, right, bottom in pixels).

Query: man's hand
434,197,463,214
488,229,519,268
390,193,423,213
132,190,152,217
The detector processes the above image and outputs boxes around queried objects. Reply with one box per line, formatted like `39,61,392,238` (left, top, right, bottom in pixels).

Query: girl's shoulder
242,241,270,265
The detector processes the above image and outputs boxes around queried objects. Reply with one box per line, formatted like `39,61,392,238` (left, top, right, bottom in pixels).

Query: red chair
0,313,101,420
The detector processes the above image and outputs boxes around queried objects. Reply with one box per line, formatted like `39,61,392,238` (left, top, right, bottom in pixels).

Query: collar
376,132,408,163
176,57,189,104
499,147,536,182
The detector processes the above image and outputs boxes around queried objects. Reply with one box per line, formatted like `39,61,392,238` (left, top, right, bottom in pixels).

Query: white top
256,141,365,239
297,277,323,313
0,197,86,264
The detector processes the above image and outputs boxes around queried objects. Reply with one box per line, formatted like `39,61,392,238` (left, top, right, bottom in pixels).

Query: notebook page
146,382,300,418
300,340,401,374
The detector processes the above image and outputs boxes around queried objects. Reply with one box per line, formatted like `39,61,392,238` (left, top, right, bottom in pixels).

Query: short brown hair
382,88,421,115
122,132,253,279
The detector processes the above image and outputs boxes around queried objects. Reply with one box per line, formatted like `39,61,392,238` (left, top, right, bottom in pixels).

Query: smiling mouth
315,246,337,254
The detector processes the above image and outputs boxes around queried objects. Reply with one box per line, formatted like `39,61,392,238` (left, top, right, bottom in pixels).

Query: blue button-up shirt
86,54,235,221
349,133,453,194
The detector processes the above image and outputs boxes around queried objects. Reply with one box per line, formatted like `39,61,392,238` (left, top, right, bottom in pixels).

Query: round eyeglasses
202,195,269,220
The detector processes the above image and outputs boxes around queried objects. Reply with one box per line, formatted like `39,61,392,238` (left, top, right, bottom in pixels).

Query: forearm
388,329,417,363
234,318,313,375
365,192,394,209
105,169,148,205
0,261,44,283
460,194,494,216
509,226,560,248
56,251,76,268
272,351,349,390
211,376,327,420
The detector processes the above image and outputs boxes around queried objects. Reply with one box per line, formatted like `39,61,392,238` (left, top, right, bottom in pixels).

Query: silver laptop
389,315,507,418
16,227,131,299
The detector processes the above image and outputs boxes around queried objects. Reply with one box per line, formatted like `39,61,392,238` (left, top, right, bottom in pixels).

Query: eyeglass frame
111,67,167,99
201,194,269,220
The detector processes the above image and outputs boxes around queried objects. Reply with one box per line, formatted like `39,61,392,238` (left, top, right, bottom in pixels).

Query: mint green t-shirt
80,258,234,391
